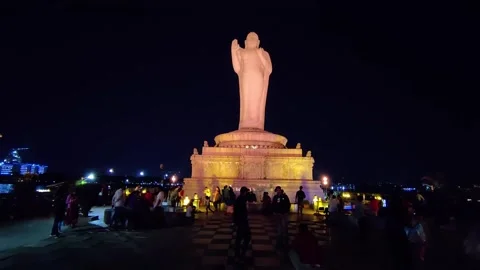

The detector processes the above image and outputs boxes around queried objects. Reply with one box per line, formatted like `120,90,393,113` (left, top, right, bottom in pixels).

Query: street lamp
86,173,95,180
139,171,145,177
171,175,177,182
322,176,329,186
108,168,114,174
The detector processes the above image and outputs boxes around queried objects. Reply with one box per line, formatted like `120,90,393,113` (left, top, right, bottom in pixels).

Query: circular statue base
214,129,287,149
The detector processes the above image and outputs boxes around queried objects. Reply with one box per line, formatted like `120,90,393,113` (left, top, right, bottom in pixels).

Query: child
405,215,427,262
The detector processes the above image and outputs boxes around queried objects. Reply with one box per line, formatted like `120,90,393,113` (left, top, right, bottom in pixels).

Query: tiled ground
191,214,328,270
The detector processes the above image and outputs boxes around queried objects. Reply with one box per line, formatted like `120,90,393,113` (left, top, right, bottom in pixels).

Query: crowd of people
109,185,194,230
202,185,238,214
228,185,323,268
324,190,437,269
47,183,479,269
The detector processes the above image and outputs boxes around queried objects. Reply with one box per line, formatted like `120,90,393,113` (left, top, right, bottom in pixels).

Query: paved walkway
9,208,471,270
0,206,108,252
192,212,327,269
0,210,327,270
0,217,55,252
0,224,197,269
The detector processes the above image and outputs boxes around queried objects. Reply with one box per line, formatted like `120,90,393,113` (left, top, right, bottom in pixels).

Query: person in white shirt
110,187,126,229
328,195,339,213
153,190,165,208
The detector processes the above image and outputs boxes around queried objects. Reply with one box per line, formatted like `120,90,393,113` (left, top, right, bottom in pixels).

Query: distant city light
86,173,95,180
139,171,145,176
109,168,114,174
171,175,177,182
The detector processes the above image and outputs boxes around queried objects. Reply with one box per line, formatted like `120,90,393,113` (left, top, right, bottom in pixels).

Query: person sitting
289,224,323,269
185,200,195,225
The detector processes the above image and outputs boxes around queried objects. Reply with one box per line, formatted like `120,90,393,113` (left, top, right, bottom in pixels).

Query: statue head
245,32,260,49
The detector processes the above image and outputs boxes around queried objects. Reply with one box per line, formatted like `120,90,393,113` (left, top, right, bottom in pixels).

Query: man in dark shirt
295,186,306,215
272,186,291,249
51,189,67,237
233,186,251,262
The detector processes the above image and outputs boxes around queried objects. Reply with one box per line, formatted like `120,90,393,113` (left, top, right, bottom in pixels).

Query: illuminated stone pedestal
183,129,323,203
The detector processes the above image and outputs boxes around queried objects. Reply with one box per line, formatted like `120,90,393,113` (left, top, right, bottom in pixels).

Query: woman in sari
65,192,79,228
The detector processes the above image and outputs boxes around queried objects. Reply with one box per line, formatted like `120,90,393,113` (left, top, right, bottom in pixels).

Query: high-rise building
0,148,48,175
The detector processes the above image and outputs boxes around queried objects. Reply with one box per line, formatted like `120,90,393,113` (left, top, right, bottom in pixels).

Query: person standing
153,189,165,208
272,186,291,250
110,187,126,229
178,186,185,206
261,192,272,216
168,186,179,208
222,185,230,214
370,196,380,216
213,186,221,211
203,186,214,214
65,191,79,228
233,186,251,262
51,187,67,238
295,186,306,215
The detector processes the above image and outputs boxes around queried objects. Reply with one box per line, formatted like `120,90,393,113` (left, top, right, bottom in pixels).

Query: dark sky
1,3,478,183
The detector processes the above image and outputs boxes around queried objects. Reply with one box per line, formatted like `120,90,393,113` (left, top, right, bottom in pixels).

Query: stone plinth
184,136,323,202
191,148,313,180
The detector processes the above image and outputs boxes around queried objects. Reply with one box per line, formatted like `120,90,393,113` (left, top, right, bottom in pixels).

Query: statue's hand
257,47,266,56
231,39,240,51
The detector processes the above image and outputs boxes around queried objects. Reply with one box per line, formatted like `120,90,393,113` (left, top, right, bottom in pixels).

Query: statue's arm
263,51,272,75
231,49,242,73
258,49,272,75
231,39,242,74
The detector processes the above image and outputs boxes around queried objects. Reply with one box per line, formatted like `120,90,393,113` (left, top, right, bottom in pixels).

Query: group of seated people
109,186,195,230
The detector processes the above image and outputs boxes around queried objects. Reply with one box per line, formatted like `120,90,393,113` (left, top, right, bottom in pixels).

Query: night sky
1,4,478,183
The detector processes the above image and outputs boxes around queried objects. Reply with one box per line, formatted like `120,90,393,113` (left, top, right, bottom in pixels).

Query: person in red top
370,198,380,216
289,223,323,268
144,190,154,206
179,187,185,199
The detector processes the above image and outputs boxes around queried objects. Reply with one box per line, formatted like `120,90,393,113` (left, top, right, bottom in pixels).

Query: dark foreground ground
0,209,478,270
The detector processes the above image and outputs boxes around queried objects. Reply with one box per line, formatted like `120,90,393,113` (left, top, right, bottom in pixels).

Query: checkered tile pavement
191,214,328,270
